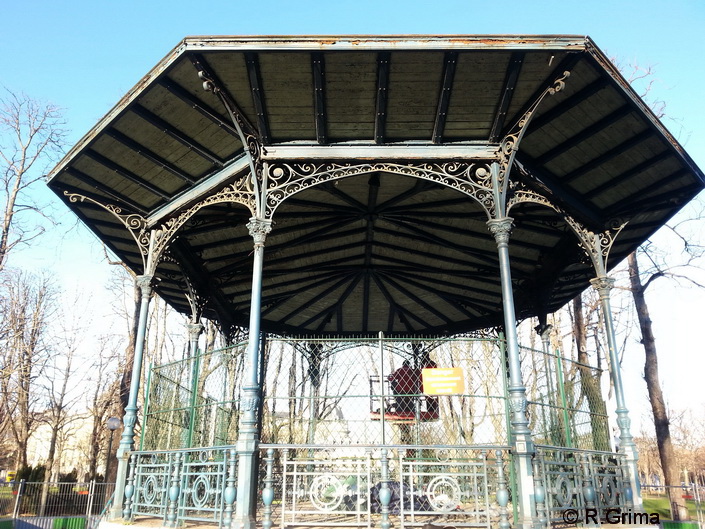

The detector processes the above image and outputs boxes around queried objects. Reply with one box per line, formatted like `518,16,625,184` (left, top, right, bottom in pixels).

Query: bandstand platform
46,35,704,528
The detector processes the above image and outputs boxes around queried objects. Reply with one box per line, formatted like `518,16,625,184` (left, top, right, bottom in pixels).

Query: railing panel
535,446,631,526
397,448,498,528
178,448,230,526
279,447,373,527
130,452,170,518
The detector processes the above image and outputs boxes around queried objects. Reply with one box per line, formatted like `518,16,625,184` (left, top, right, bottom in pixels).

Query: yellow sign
421,367,465,395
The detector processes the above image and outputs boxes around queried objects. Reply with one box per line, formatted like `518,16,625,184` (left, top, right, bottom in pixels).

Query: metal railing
123,443,513,528
534,446,632,527
1,481,114,529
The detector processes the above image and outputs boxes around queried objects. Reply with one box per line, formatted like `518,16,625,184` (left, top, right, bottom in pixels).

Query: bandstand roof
47,35,704,336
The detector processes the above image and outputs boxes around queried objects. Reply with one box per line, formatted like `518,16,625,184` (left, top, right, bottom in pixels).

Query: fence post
87,480,96,518
166,452,182,527
496,451,511,529
262,448,275,529
13,479,25,519
379,448,391,529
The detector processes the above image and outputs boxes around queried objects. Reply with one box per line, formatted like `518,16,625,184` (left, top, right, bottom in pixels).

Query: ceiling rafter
584,150,672,200
382,216,541,261
278,272,360,325
168,240,241,332
312,52,327,145
259,271,352,317
244,52,271,144
60,171,148,214
432,51,459,144
533,105,633,165
526,78,609,133
371,273,418,333
131,105,225,167
608,178,700,218
105,129,197,185
377,271,453,325
515,155,604,229
391,271,499,315
501,52,582,138
158,78,241,137
374,52,391,144
84,150,172,201
490,52,524,142
561,129,652,185
315,273,363,333
374,222,506,266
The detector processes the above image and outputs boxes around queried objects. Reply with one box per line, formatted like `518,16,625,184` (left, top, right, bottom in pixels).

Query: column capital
247,217,272,247
590,275,615,298
135,274,153,299
487,217,514,245
187,322,204,340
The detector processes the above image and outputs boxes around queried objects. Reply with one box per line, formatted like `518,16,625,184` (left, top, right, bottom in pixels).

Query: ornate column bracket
65,180,256,277
64,192,151,271
195,58,266,217
183,273,207,324
493,70,571,219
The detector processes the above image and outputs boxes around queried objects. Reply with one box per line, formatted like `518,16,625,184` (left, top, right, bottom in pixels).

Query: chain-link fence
142,335,609,452
522,345,611,452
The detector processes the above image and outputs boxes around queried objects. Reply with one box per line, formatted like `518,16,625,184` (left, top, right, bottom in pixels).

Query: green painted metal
186,351,201,447
139,362,153,451
554,351,574,448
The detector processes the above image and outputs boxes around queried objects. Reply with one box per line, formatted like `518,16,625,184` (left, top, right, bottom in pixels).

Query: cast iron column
488,217,537,529
186,322,203,448
232,217,272,529
591,276,642,509
112,274,153,520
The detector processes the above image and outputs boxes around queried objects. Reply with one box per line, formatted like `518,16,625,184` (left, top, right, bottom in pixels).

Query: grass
643,495,700,521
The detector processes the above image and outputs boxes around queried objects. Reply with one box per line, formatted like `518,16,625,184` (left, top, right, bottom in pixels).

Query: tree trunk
628,252,688,520
571,296,610,451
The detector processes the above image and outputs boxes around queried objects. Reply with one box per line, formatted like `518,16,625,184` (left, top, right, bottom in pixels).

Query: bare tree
0,89,67,273
0,271,56,469
82,336,121,481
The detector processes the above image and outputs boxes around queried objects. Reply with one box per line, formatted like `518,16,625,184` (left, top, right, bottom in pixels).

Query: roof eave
46,38,191,183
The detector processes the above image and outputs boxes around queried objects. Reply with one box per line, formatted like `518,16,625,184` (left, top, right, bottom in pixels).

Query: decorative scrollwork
148,177,256,274
494,70,572,216
264,160,498,220
64,191,150,269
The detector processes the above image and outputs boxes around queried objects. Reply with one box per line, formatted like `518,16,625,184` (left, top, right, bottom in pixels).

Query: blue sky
2,0,703,163
2,0,704,429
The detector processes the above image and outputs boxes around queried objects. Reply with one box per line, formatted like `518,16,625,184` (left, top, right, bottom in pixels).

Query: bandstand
47,36,704,529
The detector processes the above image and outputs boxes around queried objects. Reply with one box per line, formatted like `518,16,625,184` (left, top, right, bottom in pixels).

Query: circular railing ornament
309,474,344,511
426,475,461,512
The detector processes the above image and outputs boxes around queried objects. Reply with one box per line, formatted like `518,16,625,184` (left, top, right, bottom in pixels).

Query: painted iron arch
264,160,499,221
